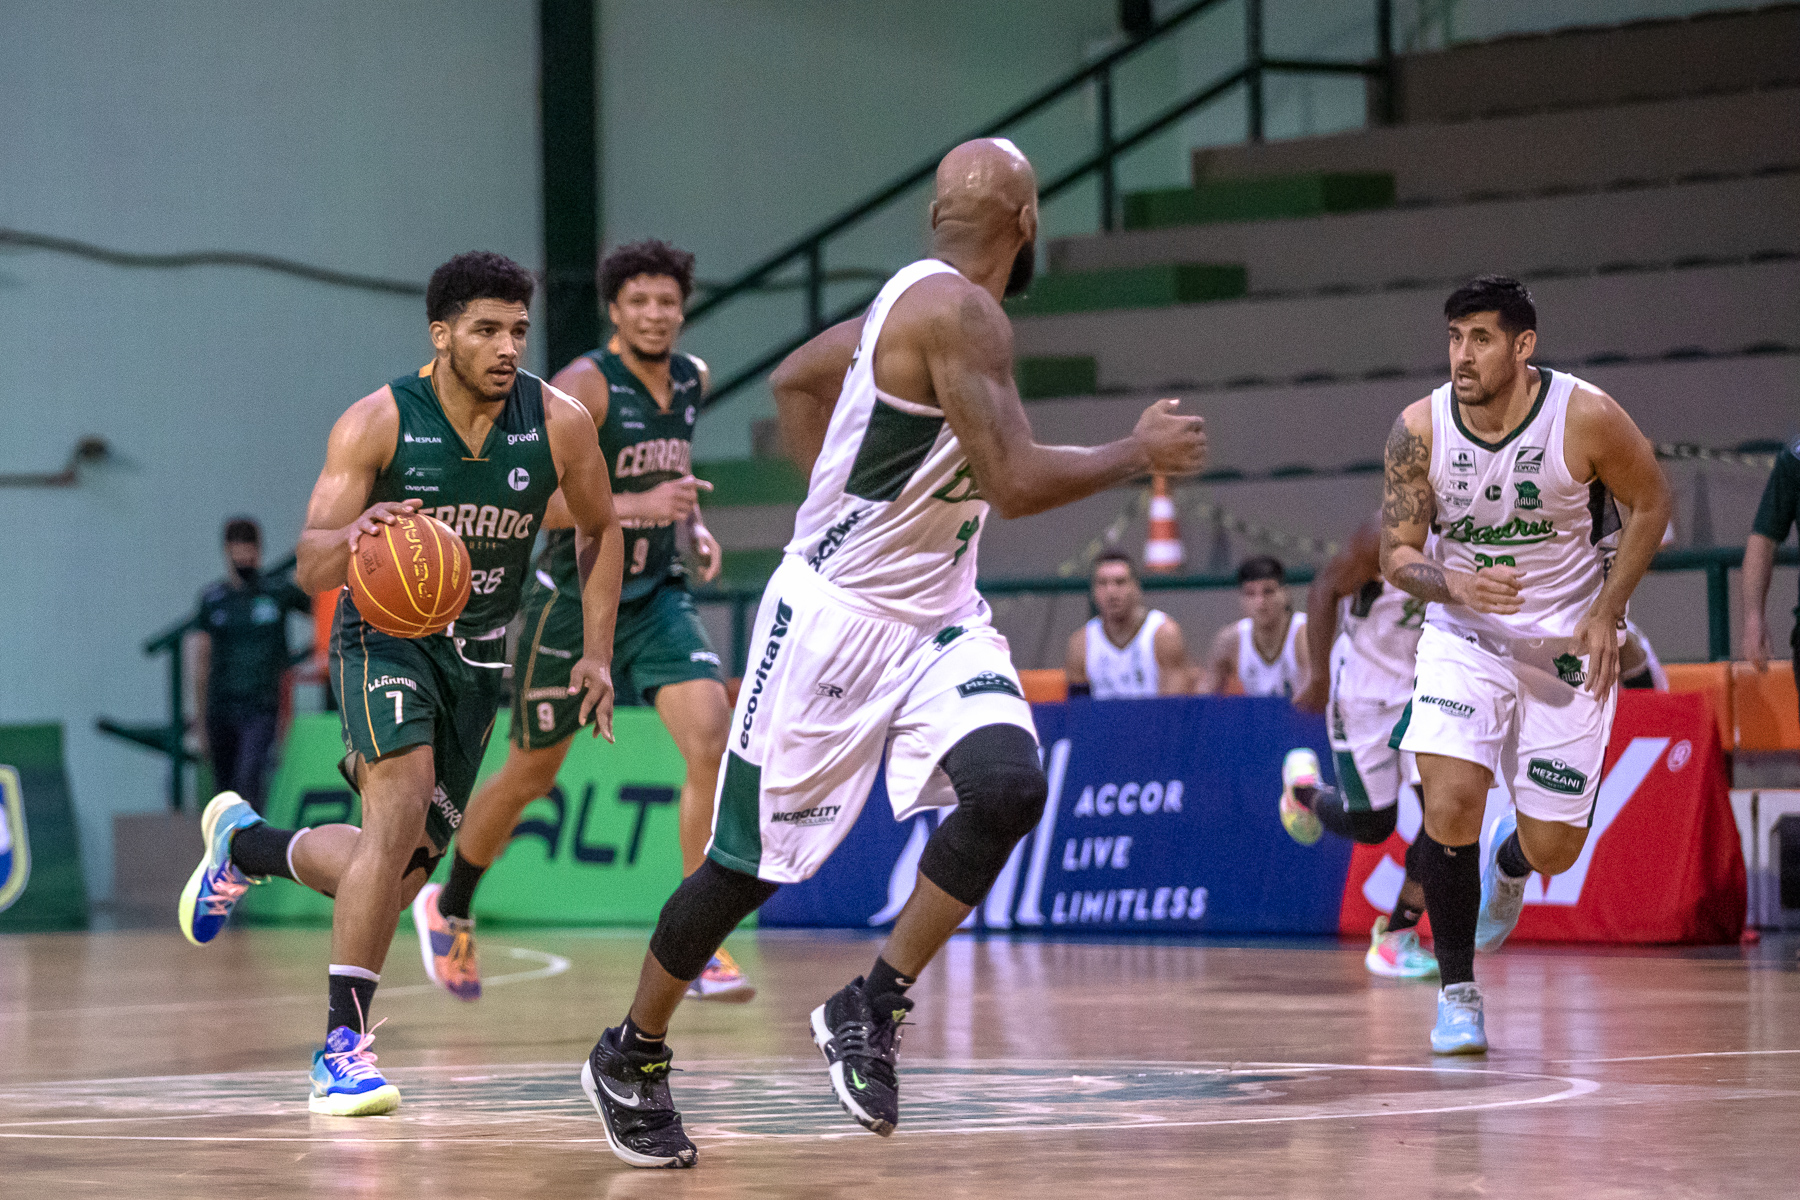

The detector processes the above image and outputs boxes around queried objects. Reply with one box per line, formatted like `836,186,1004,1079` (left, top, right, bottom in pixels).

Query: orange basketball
347,512,472,638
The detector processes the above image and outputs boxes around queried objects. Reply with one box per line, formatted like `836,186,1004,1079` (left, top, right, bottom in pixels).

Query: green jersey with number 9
536,348,703,603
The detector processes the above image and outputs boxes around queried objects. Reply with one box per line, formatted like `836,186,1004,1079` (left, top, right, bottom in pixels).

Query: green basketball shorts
510,571,723,750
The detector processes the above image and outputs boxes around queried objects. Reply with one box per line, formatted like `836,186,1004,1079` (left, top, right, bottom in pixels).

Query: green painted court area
237,709,696,927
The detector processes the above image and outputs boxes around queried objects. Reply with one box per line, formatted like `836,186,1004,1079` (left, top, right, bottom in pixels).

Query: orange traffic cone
1144,475,1184,573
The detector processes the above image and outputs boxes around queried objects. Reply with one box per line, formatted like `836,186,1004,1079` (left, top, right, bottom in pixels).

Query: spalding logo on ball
348,512,472,637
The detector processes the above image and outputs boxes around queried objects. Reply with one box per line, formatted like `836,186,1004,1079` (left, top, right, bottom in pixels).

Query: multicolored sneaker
1365,914,1440,979
411,882,480,1001
1279,748,1325,846
309,1021,401,1116
811,977,912,1136
1476,810,1528,953
580,1027,698,1168
177,791,265,946
684,947,754,1002
1430,982,1488,1055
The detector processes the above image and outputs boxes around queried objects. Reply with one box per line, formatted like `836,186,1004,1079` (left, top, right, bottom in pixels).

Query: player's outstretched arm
547,386,624,742
771,316,865,479
1378,400,1522,615
296,389,415,595
928,284,1206,518
1295,519,1381,712
1567,386,1674,695
1153,619,1199,695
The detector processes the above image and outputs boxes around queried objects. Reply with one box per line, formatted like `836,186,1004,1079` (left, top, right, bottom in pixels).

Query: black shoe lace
836,1015,903,1090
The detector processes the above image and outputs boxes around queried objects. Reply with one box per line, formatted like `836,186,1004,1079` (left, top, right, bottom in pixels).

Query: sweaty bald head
931,139,1039,297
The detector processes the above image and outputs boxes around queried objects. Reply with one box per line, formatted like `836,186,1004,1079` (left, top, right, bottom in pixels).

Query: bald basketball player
574,139,1207,1168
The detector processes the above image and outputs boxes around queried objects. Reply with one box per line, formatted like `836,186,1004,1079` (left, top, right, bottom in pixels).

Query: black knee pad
405,846,445,880
917,724,1048,907
1345,805,1398,845
649,859,778,982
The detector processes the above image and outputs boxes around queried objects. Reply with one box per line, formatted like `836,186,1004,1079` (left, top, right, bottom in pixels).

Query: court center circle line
0,1058,1599,1143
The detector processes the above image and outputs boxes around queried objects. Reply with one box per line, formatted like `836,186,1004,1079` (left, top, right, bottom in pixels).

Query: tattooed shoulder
1384,412,1428,478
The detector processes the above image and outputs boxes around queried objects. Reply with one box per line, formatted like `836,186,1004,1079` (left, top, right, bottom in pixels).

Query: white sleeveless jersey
784,259,987,623
1425,368,1618,642
1334,580,1425,703
1237,612,1306,697
1085,610,1168,699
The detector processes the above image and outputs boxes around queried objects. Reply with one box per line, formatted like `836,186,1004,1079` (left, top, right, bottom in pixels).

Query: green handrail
103,544,1795,810
691,0,1397,410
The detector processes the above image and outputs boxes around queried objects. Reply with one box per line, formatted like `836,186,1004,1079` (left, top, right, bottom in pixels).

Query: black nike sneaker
809,977,913,1136
579,1027,698,1169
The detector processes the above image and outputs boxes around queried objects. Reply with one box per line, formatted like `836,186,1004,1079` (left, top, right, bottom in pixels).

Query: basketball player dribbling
1381,276,1671,1053
575,138,1207,1168
413,239,752,1004
177,252,626,1115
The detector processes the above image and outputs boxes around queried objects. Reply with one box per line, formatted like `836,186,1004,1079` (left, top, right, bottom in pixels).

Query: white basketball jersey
1236,612,1306,697
1085,610,1167,699
1426,368,1617,642
1334,580,1425,704
785,259,987,623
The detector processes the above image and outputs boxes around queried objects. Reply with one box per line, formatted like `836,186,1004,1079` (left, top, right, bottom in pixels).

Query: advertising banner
1338,690,1746,944
237,710,690,925
761,697,1352,935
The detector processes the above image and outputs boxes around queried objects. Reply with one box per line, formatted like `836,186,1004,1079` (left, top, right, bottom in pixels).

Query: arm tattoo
1393,562,1453,604
1380,415,1431,532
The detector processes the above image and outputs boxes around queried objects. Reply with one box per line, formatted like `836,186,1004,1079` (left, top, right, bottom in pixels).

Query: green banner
237,709,691,926
0,723,88,932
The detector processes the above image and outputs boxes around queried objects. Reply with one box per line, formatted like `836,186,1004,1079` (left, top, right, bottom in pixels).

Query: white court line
0,946,569,1022
1552,1049,1800,1065
0,1059,1601,1144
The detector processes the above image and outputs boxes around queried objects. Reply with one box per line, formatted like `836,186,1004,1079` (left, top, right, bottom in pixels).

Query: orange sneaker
685,946,754,1002
411,882,481,1001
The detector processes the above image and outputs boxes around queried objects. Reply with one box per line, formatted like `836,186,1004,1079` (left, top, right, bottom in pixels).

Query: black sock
1414,831,1480,987
1306,785,1356,839
230,823,297,881
864,956,915,1001
438,851,487,920
327,970,377,1039
619,1015,666,1057
1389,839,1427,932
1496,830,1533,880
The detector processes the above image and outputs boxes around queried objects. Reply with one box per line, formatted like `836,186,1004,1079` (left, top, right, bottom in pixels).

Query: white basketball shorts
1397,622,1616,826
707,555,1037,884
1328,647,1412,813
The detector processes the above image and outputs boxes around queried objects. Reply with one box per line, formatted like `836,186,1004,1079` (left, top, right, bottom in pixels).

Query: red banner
1339,690,1746,944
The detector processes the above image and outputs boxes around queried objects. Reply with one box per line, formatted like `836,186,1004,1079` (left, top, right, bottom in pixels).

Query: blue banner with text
759,696,1351,935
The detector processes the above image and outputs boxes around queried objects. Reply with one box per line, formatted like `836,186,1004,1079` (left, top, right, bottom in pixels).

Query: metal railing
688,0,1397,410
96,543,1797,810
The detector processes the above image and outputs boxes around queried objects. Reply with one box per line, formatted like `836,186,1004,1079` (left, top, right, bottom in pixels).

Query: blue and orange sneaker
411,882,481,1001
309,1021,401,1116
177,791,264,946
685,947,754,1002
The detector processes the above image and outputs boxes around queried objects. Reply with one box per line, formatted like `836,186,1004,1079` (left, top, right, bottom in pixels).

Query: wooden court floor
3,926,1797,1198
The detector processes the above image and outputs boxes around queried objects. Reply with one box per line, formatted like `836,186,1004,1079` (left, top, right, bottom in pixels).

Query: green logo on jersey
1514,481,1543,510
1527,757,1588,795
953,516,980,563
1399,598,1428,630
933,625,966,648
931,463,983,504
1484,484,1502,501
956,672,1023,699
1553,652,1586,687
1441,514,1556,546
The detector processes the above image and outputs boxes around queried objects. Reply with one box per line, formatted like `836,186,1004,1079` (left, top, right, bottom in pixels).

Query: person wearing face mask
188,517,312,814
